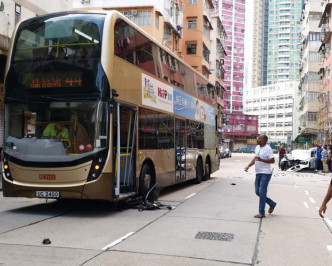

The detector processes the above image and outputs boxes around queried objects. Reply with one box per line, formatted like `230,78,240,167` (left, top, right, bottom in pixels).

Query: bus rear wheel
194,157,203,184
139,163,155,202
203,157,211,181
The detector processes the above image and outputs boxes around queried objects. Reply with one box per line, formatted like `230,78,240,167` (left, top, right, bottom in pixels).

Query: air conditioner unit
220,59,224,65
131,10,138,16
241,124,245,128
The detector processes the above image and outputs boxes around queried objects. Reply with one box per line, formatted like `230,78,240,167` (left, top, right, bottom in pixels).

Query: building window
155,15,159,29
188,20,197,29
15,4,21,25
188,0,198,4
187,44,197,54
122,11,152,26
307,112,317,121
202,44,209,62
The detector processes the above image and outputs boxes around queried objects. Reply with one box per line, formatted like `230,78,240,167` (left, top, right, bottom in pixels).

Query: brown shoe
254,214,265,218
268,203,277,214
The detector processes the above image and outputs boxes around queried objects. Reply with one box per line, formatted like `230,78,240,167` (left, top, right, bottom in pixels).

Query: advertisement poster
141,74,215,126
142,73,173,113
173,88,215,126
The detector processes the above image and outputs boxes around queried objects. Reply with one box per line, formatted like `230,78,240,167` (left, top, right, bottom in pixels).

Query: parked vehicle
219,146,227,158
225,147,232,158
280,149,315,171
238,147,254,153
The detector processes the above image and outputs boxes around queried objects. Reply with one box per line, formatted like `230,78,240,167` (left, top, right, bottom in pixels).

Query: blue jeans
255,173,276,216
314,158,321,171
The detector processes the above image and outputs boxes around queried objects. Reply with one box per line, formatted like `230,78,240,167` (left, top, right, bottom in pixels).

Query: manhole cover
195,231,234,242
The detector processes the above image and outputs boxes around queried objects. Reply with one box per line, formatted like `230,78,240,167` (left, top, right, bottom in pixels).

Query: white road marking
316,206,319,211
185,193,196,199
294,185,298,189
304,190,309,196
102,232,135,251
309,197,316,203
303,202,309,209
235,160,241,161
324,218,332,229
327,245,332,255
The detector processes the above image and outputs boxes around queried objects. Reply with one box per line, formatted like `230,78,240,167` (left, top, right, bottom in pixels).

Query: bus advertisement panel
142,73,215,125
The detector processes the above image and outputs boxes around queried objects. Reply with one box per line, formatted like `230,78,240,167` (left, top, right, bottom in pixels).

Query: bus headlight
87,157,105,182
3,159,13,181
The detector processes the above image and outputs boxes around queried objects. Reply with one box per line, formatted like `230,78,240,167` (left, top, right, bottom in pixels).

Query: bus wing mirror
108,98,117,114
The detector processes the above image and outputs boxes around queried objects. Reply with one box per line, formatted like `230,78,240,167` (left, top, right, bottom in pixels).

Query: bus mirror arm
107,98,117,114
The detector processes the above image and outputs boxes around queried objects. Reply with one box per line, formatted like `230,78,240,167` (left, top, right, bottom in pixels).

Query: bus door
114,104,137,197
175,119,186,182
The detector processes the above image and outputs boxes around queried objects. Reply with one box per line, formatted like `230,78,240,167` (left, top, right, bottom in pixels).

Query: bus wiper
6,97,30,103
41,95,72,101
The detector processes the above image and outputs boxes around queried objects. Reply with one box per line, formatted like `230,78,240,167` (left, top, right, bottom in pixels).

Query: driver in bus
43,122,69,139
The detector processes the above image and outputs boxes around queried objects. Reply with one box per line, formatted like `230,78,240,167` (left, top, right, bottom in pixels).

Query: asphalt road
0,153,332,265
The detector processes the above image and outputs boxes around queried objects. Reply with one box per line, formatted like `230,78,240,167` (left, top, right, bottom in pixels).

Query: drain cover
195,231,234,242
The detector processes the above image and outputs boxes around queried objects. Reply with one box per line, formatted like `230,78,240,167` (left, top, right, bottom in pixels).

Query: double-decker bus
2,10,219,201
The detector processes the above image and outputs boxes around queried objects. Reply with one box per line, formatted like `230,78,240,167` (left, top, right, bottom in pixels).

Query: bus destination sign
26,73,82,88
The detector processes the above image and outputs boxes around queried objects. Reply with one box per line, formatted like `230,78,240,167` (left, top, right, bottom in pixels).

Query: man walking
245,134,277,218
319,179,332,218
321,145,328,173
314,144,322,172
278,144,286,170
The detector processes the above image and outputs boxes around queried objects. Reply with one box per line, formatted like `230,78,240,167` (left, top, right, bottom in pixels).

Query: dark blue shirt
314,148,322,159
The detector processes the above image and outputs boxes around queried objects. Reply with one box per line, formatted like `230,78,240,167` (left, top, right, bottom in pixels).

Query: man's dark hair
260,134,268,142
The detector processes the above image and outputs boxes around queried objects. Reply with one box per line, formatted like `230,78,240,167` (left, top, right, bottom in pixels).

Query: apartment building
298,0,322,144
74,0,184,55
244,81,298,144
221,0,258,150
267,0,302,85
319,0,332,144
245,0,269,88
181,0,214,78
210,2,227,140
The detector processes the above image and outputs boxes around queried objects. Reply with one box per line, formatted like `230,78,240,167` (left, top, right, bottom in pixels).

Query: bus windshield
4,13,109,163
5,100,108,162
6,13,105,99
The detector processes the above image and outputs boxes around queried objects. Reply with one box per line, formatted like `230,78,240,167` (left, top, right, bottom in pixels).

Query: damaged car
280,149,315,172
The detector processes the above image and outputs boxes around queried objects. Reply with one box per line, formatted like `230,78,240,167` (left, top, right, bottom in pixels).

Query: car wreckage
280,149,315,172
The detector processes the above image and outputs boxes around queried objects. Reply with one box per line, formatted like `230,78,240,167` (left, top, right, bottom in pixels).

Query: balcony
319,1,332,27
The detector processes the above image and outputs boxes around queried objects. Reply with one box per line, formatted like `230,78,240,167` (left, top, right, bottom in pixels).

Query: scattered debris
42,238,51,245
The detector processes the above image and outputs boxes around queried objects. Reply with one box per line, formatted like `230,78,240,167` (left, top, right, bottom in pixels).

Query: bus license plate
36,191,60,198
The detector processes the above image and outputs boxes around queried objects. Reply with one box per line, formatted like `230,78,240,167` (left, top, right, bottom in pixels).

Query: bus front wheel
194,157,203,184
139,163,155,202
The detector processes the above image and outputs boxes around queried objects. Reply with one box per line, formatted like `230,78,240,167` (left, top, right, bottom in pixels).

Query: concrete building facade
319,0,332,144
298,0,322,144
244,81,298,144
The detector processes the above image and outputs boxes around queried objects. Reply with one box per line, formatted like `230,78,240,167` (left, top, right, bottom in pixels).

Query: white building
244,81,299,143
